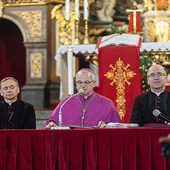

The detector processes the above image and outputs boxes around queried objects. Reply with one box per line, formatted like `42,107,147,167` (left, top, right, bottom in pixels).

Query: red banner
98,46,142,123
128,6,142,33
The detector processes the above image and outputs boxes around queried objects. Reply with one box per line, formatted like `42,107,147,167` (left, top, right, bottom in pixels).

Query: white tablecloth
55,42,170,65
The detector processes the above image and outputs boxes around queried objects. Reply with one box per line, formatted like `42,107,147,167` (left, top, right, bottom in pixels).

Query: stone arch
0,17,26,101
2,14,27,42
0,4,59,109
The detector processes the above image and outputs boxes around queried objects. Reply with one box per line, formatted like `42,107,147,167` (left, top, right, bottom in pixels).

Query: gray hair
76,69,96,81
0,77,19,89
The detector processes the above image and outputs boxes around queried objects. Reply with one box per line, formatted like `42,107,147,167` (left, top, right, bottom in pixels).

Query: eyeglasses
76,80,94,85
147,72,166,78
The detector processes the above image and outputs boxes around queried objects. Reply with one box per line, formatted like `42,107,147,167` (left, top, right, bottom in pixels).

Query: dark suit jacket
130,90,170,126
0,99,36,129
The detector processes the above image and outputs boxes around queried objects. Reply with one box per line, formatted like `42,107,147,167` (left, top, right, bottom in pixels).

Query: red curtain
98,46,142,123
0,129,170,170
0,19,26,100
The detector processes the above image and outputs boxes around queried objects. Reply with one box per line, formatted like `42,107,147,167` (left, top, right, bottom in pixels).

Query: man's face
76,72,96,96
147,65,167,92
0,79,19,101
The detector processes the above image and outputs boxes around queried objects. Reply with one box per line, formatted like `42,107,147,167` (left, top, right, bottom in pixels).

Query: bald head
147,64,166,77
147,64,167,92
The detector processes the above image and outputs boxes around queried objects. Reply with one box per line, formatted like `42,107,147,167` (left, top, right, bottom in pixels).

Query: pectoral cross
81,115,85,126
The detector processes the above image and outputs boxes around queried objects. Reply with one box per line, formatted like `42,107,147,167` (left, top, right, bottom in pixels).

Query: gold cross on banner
104,58,136,119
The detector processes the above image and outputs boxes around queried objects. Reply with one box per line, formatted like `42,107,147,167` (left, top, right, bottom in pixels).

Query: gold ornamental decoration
0,1,3,17
30,53,42,78
12,11,42,37
51,4,76,45
104,58,136,119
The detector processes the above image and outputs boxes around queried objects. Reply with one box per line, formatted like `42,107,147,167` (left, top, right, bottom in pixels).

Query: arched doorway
0,18,26,100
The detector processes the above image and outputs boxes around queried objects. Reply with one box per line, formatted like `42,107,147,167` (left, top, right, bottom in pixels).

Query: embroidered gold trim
104,58,136,119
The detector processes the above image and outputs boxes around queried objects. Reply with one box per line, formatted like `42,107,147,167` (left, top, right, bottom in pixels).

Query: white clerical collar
5,99,17,105
83,92,93,99
151,90,164,96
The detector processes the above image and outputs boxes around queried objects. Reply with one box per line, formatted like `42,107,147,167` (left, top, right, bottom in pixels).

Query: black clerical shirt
130,90,170,126
0,100,36,129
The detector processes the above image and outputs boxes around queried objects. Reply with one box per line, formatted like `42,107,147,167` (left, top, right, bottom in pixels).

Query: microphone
78,88,84,95
58,89,84,127
153,109,170,122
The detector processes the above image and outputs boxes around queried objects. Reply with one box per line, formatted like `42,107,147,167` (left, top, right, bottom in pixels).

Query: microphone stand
59,95,74,126
51,89,84,130
51,95,74,130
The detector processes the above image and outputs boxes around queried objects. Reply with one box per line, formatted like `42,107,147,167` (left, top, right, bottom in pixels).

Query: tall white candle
67,46,74,95
75,0,79,20
133,11,136,30
84,0,88,19
65,0,70,20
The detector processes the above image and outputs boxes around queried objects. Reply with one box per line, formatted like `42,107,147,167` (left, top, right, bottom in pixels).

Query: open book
96,33,143,48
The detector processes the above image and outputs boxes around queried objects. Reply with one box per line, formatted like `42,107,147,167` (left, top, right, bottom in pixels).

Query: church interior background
0,0,170,113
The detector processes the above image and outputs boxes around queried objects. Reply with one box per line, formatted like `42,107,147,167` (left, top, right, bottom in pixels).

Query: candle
133,11,136,31
75,0,79,20
65,0,70,20
67,46,74,95
84,0,88,19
